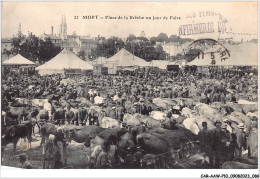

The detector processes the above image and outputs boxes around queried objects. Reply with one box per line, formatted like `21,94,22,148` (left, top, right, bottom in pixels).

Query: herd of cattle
1,94,258,169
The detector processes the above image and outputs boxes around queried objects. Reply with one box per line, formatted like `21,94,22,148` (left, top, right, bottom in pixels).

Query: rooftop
2,38,12,43
43,34,61,40
80,38,97,44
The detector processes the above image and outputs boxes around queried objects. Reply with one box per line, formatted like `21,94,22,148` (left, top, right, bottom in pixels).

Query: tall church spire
59,15,67,40
64,15,67,26
18,23,22,36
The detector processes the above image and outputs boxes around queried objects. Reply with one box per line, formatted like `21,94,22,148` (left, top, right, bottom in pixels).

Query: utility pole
132,42,134,60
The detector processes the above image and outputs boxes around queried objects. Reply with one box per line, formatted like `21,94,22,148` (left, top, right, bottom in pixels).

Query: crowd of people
1,66,258,169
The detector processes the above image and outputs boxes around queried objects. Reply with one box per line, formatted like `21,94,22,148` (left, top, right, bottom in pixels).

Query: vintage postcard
1,1,259,178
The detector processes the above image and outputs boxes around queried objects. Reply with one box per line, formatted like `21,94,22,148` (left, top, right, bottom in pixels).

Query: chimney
51,26,53,35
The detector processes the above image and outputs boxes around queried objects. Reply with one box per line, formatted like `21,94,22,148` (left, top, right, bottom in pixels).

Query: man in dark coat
211,121,222,168
54,127,67,167
88,108,98,126
65,104,74,124
138,98,147,115
198,122,213,165
109,107,116,119
217,123,232,167
53,105,66,126
77,104,88,126
38,105,49,122
234,123,247,157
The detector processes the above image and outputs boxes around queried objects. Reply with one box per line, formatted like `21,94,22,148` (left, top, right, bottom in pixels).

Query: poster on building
1,1,258,179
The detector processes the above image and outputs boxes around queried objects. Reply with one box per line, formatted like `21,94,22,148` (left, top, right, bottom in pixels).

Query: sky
1,1,258,41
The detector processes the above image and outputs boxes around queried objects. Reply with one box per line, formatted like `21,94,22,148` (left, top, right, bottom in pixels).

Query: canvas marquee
3,54,36,66
35,49,93,75
188,42,258,66
106,48,150,67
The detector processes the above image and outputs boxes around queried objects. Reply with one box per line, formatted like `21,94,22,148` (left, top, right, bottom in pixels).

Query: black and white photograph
0,1,259,177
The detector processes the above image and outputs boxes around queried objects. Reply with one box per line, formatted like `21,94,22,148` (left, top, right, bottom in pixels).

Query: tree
11,34,26,55
96,36,106,43
3,48,12,58
184,48,203,62
38,38,61,64
150,36,158,45
157,33,168,43
136,36,149,42
90,37,125,59
126,34,136,42
125,41,166,61
12,35,39,61
168,34,194,44
168,34,179,43
77,50,86,60
11,34,61,64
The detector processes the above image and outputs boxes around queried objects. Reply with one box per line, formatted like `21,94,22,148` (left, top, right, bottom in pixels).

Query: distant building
78,37,97,54
59,15,97,56
1,38,12,53
41,26,62,47
40,15,97,57
218,37,234,44
161,42,190,56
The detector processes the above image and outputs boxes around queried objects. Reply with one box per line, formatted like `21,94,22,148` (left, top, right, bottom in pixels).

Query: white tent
106,48,150,67
3,54,35,65
221,42,258,66
35,49,93,75
188,42,258,66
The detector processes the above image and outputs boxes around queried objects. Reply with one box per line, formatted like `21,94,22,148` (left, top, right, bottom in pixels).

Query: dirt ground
1,127,91,169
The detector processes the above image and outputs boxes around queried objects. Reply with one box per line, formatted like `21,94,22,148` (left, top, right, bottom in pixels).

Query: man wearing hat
138,98,147,115
234,123,247,157
98,109,107,125
43,134,56,169
53,105,66,126
115,102,125,122
88,108,99,126
219,123,232,165
246,116,258,135
198,122,213,165
130,102,139,114
247,121,258,158
109,107,117,119
38,104,49,122
54,127,68,167
65,104,74,125
43,99,52,119
77,104,88,126
172,105,181,115
211,120,222,167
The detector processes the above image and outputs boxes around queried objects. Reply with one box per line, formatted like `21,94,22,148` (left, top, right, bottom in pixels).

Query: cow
40,122,58,147
123,113,142,126
69,126,105,147
2,122,33,152
118,132,135,156
24,108,40,135
195,103,223,122
4,105,31,124
98,127,127,142
100,117,120,128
